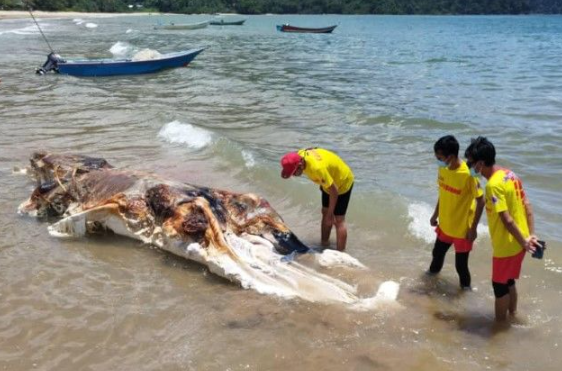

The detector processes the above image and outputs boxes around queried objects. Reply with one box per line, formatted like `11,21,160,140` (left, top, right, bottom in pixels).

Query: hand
466,228,477,242
430,215,438,227
523,236,538,253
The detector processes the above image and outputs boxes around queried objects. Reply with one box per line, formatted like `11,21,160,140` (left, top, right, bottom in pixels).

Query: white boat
155,21,209,30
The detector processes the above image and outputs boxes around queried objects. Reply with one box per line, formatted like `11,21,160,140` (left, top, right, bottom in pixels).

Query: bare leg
509,284,518,315
495,295,510,322
334,215,347,251
321,207,332,246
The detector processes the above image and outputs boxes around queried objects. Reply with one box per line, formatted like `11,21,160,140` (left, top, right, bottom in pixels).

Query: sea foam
407,201,488,245
0,25,41,36
241,150,256,168
407,202,436,244
158,121,213,149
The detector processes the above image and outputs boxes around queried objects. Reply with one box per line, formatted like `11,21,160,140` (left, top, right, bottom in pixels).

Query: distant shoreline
0,10,154,21
1,10,556,21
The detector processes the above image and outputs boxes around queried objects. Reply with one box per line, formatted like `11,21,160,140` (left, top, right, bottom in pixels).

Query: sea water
1,14,561,370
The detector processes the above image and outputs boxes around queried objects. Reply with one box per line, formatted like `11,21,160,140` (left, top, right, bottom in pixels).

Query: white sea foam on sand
158,121,213,149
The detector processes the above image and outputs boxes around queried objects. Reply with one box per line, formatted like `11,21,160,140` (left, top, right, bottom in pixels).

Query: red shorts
492,249,526,284
435,227,473,253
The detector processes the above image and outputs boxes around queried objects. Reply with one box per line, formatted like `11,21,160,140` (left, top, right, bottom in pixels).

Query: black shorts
321,184,353,216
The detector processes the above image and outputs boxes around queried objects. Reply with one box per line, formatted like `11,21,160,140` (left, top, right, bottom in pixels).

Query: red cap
280,152,302,178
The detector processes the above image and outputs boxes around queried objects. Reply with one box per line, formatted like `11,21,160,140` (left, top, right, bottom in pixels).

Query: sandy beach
0,10,152,20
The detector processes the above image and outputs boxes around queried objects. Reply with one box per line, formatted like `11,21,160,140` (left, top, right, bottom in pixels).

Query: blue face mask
470,167,480,177
436,159,448,168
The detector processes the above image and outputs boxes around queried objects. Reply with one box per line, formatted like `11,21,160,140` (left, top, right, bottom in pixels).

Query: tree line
1,0,561,14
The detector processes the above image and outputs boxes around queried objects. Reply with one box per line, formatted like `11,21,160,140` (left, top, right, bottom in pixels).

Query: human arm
499,211,537,253
491,176,537,252
467,195,485,241
322,183,339,227
430,200,439,227
523,196,535,236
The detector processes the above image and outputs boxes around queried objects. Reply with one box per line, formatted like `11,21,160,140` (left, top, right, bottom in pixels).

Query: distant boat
155,21,209,30
276,24,337,34
209,19,246,26
36,48,204,77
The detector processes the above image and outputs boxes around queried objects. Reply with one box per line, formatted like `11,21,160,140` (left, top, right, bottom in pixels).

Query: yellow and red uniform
486,168,529,283
298,148,354,195
486,168,529,258
436,161,483,252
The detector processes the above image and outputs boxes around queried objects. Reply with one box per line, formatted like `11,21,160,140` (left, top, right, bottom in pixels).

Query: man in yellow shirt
428,135,485,290
280,148,354,251
465,136,541,322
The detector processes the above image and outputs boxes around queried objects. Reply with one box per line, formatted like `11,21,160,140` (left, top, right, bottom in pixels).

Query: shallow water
1,14,562,371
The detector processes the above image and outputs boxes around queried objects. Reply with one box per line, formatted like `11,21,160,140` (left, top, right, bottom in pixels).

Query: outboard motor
36,52,64,75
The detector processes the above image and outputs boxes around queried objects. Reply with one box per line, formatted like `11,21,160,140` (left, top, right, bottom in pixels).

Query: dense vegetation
1,0,561,14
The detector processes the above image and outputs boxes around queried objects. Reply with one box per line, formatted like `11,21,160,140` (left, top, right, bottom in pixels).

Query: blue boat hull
56,48,204,77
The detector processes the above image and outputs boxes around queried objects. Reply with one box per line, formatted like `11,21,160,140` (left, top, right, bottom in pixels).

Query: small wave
407,202,488,244
425,57,448,63
73,18,84,25
158,121,213,149
85,23,98,29
241,150,256,168
407,202,436,244
0,24,41,36
425,57,465,64
352,281,401,311
126,29,134,34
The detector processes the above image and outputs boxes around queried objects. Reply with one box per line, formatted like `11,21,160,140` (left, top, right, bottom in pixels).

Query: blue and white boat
37,48,204,77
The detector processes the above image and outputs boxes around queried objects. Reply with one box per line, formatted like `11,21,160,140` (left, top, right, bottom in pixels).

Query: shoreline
0,10,154,21
1,11,553,21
